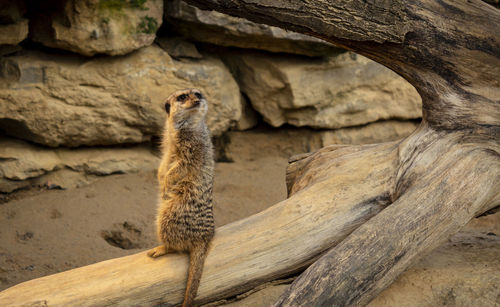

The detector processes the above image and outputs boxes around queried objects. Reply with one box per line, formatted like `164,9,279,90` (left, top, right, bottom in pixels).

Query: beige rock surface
221,284,290,307
0,1,28,45
164,0,341,57
29,0,163,56
0,19,28,45
225,51,422,129
0,137,159,193
0,45,241,147
235,96,259,131
156,37,203,59
320,120,418,146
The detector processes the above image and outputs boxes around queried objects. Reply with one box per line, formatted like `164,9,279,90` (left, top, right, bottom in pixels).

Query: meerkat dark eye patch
194,92,203,100
177,94,188,102
165,102,171,114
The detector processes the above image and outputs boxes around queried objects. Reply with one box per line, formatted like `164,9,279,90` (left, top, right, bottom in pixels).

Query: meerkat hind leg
147,245,169,258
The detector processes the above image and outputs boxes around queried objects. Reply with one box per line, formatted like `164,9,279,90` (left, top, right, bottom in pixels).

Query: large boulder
224,51,422,129
0,137,160,193
0,1,28,45
29,0,163,56
0,45,241,147
164,0,341,57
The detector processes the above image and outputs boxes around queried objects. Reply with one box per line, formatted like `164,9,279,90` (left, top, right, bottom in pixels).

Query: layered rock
29,0,163,56
0,1,28,45
156,37,203,59
222,120,419,166
319,120,418,146
0,137,160,193
164,0,341,57
235,96,259,131
225,51,422,129
0,45,241,147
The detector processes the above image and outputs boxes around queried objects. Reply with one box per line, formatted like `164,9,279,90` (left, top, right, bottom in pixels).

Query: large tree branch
183,0,410,44
276,127,500,306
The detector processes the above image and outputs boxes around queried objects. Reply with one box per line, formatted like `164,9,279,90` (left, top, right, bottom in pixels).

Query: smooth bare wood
276,124,500,306
0,143,399,306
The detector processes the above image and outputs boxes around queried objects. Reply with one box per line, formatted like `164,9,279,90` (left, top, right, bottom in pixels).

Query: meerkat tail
182,243,210,307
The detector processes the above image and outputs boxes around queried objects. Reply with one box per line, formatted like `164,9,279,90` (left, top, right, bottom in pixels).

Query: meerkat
147,88,215,307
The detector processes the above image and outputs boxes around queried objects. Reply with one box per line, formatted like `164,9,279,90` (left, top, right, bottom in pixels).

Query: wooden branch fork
1,0,499,306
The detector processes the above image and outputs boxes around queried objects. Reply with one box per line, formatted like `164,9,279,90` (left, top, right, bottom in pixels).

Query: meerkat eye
177,94,187,102
194,92,203,100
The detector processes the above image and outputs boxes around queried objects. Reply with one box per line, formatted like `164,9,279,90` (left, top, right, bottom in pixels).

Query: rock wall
0,1,28,45
29,0,164,56
0,0,421,192
224,51,421,128
0,46,241,147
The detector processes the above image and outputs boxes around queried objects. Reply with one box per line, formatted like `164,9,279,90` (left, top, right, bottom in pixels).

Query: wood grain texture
276,124,500,306
183,0,409,43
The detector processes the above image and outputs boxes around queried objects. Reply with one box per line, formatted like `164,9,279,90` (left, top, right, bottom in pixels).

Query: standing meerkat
147,88,215,307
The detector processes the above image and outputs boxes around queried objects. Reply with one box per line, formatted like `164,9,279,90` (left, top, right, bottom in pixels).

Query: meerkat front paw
147,245,168,258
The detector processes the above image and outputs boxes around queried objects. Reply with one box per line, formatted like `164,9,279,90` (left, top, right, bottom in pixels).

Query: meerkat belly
158,179,214,245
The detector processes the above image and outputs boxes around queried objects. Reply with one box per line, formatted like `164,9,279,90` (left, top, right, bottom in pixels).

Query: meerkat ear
164,102,171,115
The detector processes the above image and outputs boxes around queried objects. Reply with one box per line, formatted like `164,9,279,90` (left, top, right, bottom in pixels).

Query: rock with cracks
29,0,163,56
0,1,28,45
0,45,241,147
0,137,159,193
224,51,422,128
164,0,342,57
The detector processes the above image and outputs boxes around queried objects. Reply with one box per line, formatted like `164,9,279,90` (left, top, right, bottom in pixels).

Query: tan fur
147,88,215,307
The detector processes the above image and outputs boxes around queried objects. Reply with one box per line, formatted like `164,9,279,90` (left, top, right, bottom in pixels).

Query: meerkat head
164,88,208,128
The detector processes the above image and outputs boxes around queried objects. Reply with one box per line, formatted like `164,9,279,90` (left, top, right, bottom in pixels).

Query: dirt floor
1,129,499,306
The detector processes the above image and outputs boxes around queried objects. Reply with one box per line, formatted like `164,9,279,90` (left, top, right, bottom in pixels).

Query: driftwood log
1,0,499,306
0,143,401,305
